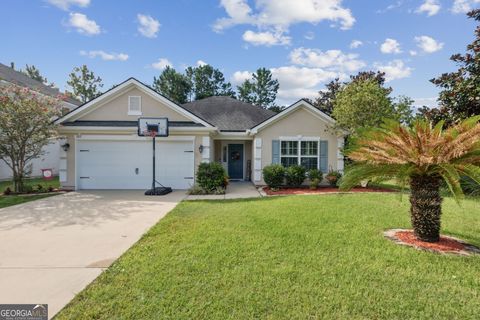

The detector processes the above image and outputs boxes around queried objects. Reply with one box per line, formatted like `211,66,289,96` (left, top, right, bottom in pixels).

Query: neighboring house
0,63,81,180
55,78,345,190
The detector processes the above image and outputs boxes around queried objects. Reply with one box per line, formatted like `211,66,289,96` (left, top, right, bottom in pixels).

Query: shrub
48,186,54,193
3,187,12,195
22,184,34,194
326,170,342,187
196,162,228,193
263,164,285,189
308,169,323,181
285,165,306,187
310,178,320,190
36,184,44,192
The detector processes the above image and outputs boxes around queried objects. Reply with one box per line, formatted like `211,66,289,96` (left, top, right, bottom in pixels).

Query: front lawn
57,194,480,319
0,194,55,209
0,177,60,209
0,176,60,192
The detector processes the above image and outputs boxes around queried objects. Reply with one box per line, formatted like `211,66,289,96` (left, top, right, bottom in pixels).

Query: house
55,78,345,190
0,63,81,180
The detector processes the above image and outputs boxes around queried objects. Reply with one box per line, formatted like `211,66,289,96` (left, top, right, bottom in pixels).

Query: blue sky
1,0,478,106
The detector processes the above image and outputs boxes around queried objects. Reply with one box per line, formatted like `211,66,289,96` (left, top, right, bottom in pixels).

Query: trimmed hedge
263,164,285,189
196,162,228,193
285,165,306,187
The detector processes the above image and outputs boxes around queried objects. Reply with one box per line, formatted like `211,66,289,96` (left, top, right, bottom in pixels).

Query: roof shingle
182,96,275,131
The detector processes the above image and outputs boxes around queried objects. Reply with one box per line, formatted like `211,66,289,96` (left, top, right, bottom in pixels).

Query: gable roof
0,63,81,106
250,99,341,134
182,96,276,131
55,78,214,127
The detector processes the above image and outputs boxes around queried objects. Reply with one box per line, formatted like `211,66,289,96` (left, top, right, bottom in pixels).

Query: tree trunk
409,175,443,242
13,172,24,193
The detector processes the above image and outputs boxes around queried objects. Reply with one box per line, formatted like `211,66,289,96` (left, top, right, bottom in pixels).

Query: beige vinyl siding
254,106,341,185
80,87,192,122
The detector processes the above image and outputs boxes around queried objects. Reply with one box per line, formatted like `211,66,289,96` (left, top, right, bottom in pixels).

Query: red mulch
263,186,394,195
395,230,466,252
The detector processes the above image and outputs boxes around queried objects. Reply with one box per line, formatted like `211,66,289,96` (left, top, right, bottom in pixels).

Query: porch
212,139,253,182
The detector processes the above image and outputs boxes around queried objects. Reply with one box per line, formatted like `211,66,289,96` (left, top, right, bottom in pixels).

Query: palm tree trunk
409,175,443,242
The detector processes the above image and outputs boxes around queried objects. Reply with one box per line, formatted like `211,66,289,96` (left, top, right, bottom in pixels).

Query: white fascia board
58,126,216,134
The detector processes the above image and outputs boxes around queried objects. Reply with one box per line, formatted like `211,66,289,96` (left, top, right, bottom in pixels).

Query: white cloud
415,35,444,53
68,13,101,35
304,31,315,40
375,59,412,82
196,60,208,66
376,1,404,14
80,50,129,61
416,0,441,16
350,40,363,49
242,30,291,46
46,0,90,10
151,58,172,70
137,14,160,38
231,71,253,85
214,0,356,44
409,50,418,56
271,66,341,103
451,0,480,13
380,38,402,54
289,47,365,72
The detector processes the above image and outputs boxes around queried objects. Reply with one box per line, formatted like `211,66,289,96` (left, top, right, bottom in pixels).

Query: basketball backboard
137,117,169,137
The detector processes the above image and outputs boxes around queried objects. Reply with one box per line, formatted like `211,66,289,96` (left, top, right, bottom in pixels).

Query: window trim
128,96,142,115
280,138,320,169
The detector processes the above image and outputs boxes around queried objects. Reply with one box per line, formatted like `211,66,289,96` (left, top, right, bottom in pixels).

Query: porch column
253,138,262,182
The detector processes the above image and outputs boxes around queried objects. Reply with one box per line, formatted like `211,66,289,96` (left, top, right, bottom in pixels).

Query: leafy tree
427,9,480,123
67,65,103,103
340,116,480,242
392,95,415,125
268,105,286,113
332,80,395,134
237,68,279,109
0,85,62,192
22,64,47,83
185,65,235,100
153,66,192,104
312,78,341,115
312,71,390,115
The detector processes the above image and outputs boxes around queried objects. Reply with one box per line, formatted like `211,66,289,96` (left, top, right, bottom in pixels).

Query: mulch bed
263,186,395,195
384,229,480,256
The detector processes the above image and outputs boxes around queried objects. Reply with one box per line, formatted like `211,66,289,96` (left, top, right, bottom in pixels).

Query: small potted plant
308,169,322,190
326,170,342,187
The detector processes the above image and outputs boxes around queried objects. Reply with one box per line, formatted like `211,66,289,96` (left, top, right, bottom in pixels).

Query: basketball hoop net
143,130,157,138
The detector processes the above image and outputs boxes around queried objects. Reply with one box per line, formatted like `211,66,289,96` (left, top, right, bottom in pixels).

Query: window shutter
319,140,328,173
272,140,280,164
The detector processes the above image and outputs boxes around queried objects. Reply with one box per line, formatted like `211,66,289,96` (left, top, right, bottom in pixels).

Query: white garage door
77,139,194,190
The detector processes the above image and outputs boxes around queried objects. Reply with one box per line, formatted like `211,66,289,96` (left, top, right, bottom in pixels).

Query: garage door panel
77,140,194,190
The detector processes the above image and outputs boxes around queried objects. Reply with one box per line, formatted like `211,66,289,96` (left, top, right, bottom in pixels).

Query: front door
228,144,243,180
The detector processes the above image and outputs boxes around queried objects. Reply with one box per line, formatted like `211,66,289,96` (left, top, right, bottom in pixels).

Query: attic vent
128,96,142,115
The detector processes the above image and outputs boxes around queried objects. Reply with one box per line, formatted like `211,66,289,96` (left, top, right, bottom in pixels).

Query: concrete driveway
0,190,185,318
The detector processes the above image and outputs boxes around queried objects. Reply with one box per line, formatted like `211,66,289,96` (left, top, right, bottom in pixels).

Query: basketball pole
152,134,156,191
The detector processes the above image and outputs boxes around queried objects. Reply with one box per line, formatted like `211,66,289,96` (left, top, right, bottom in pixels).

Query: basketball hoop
137,117,172,196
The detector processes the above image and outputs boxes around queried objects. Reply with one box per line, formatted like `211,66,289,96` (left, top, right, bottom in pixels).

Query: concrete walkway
185,181,262,200
0,190,185,318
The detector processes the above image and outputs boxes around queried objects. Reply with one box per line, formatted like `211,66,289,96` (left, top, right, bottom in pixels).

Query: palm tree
340,116,480,243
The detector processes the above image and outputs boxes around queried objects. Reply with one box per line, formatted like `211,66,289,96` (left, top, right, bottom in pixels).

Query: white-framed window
280,139,319,170
128,96,142,115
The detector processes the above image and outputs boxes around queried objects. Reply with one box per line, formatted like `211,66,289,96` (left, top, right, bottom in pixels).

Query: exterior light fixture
198,145,204,154
61,143,70,152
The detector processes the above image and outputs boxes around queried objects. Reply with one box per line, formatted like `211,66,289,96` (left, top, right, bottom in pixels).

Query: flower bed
384,229,480,256
262,186,394,195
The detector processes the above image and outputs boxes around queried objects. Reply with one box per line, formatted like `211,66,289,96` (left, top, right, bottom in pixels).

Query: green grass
0,177,59,208
57,194,480,319
0,194,55,209
0,176,60,192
